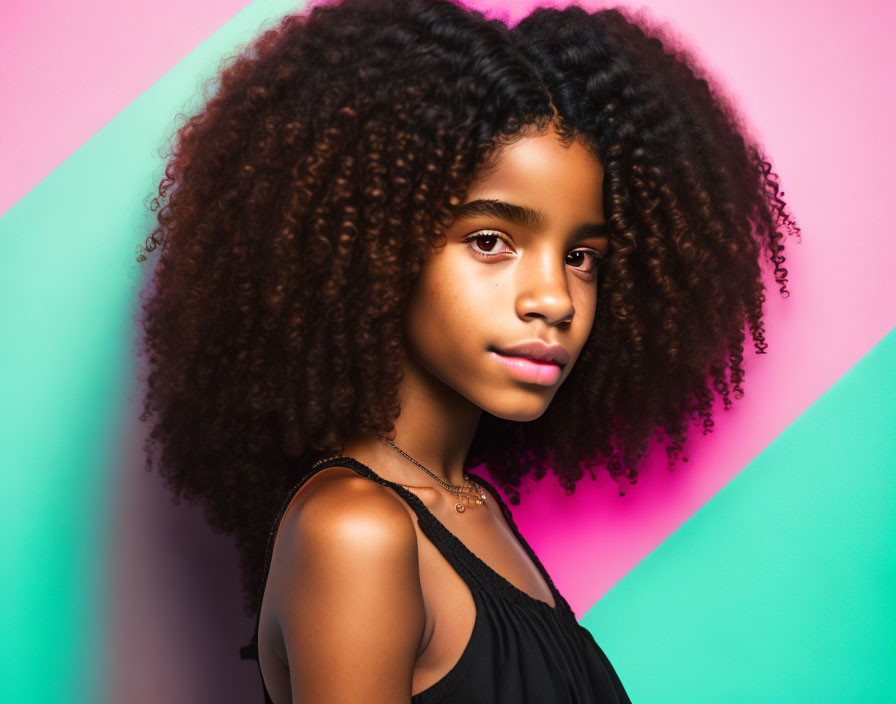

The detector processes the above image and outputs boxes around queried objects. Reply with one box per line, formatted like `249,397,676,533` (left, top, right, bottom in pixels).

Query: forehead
464,129,605,220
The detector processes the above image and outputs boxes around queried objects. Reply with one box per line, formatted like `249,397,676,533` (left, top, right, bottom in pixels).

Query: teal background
583,328,896,702
0,2,303,703
1,0,894,701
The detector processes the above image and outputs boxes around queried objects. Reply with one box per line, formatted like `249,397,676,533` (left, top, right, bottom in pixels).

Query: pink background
4,1,892,701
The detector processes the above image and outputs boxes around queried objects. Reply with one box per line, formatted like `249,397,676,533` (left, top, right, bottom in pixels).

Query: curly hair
135,0,799,617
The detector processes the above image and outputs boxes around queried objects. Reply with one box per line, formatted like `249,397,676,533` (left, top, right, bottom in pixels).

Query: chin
478,394,554,423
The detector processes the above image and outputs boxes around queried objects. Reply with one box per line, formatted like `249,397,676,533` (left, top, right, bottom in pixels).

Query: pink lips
490,350,563,386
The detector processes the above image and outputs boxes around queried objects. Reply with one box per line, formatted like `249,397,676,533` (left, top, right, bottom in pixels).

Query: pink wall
0,0,256,218
5,0,892,701
472,0,896,613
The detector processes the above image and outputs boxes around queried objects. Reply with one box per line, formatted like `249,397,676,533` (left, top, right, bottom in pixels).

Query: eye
462,230,607,279
567,249,606,278
462,231,513,258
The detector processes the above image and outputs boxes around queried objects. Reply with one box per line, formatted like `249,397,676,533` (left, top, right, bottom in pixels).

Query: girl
135,0,797,701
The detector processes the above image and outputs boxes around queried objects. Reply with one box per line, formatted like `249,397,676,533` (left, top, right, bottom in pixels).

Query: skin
342,120,608,487
261,121,608,702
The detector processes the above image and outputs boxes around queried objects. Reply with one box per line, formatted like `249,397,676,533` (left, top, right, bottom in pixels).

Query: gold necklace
377,436,487,513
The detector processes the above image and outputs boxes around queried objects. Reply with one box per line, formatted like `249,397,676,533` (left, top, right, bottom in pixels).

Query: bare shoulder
263,464,423,619
273,465,418,562
263,467,426,702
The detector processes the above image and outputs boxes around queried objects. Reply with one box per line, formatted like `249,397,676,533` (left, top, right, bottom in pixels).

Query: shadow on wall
106,392,259,704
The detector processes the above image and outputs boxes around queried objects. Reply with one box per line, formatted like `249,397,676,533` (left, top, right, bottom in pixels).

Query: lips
489,339,571,367
489,350,564,386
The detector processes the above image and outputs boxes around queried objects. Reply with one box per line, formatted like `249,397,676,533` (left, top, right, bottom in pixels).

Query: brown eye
462,232,512,258
567,249,604,275
473,234,500,253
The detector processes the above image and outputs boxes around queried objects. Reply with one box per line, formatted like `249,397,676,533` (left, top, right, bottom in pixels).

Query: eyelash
462,231,606,277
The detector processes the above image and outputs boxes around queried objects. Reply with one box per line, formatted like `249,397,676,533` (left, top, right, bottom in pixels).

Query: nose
514,249,575,325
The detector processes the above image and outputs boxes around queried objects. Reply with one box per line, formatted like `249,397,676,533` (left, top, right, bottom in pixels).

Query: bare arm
265,474,426,704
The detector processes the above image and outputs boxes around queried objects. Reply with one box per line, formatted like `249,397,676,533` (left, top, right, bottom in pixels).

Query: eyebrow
450,198,611,241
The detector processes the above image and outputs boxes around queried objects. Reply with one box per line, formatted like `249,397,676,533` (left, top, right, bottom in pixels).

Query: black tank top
240,456,631,703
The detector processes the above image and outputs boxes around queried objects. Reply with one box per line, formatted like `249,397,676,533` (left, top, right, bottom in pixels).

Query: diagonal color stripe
0,3,306,702
578,326,896,702
495,0,896,619
0,0,257,218
2,0,894,700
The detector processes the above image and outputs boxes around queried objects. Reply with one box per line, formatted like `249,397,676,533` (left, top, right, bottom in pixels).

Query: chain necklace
309,441,487,513
377,436,487,513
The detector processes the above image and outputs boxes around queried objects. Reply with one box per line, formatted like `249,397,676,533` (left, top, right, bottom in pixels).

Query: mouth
489,341,571,368
488,348,564,386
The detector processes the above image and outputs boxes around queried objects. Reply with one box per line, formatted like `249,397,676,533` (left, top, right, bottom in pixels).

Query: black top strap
238,455,482,660
238,457,573,667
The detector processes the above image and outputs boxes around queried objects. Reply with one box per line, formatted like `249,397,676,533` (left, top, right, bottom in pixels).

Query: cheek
402,256,491,375
571,283,599,344
581,287,598,326
406,285,472,357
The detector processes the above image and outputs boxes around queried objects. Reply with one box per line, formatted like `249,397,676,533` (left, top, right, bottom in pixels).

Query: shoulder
277,466,417,554
262,466,426,694
265,466,422,605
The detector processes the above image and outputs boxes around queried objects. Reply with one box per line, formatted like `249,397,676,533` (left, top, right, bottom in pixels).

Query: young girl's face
401,123,608,422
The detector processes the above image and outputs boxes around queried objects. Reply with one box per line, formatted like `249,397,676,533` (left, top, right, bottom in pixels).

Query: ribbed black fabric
241,456,631,703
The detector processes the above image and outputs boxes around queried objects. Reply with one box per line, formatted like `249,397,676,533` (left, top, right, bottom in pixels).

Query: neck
340,353,482,487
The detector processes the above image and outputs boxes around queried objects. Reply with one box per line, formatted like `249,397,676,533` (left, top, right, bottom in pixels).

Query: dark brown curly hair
135,0,799,617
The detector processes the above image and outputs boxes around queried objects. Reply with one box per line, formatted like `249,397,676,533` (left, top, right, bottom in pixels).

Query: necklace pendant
455,502,466,513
